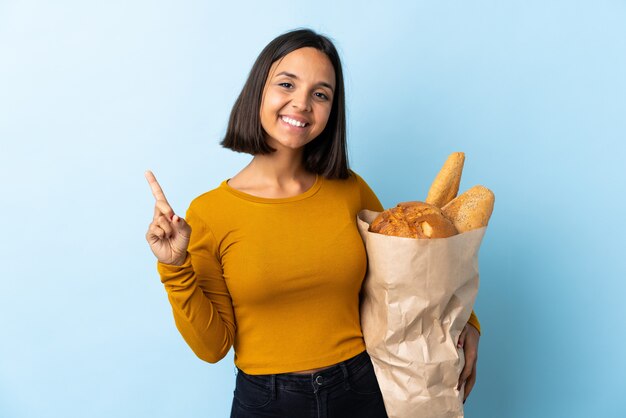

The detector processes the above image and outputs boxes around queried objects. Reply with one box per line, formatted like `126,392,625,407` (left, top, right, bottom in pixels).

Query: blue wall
1,1,624,417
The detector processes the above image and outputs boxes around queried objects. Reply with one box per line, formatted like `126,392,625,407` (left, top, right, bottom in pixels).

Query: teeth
281,116,307,127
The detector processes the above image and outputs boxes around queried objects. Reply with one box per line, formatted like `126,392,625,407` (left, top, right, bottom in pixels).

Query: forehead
269,47,336,88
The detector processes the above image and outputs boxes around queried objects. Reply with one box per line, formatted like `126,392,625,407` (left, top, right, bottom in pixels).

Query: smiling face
259,47,336,153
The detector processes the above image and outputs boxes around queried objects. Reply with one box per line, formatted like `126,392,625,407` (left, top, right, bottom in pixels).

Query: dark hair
220,28,350,180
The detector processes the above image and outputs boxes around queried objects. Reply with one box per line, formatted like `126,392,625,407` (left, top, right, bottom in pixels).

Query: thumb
173,214,185,226
171,215,190,233
457,327,467,348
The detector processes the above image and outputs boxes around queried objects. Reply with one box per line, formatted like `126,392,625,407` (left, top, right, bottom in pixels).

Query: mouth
280,115,310,128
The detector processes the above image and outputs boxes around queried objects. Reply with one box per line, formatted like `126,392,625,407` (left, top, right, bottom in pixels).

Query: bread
369,201,458,239
369,152,494,239
441,185,494,233
425,152,465,208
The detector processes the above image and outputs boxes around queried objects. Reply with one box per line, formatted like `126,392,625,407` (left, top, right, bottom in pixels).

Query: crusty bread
370,201,457,239
369,152,494,239
425,152,465,208
441,185,494,233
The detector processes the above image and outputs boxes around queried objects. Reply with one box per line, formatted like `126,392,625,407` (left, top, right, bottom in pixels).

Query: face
259,47,336,152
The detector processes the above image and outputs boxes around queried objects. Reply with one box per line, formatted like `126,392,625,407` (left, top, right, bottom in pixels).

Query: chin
277,142,308,151
267,136,312,151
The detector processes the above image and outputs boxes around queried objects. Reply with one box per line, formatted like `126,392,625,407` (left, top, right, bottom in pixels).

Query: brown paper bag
357,209,487,418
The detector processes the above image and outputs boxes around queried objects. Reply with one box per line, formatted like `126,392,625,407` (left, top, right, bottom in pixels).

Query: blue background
1,1,625,417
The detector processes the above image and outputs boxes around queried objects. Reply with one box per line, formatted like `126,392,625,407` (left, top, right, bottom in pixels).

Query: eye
278,82,293,88
315,92,329,100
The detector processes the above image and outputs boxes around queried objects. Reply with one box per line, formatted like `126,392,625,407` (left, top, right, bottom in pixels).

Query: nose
291,90,312,112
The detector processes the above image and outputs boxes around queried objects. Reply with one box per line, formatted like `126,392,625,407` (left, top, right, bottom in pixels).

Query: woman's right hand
145,170,192,265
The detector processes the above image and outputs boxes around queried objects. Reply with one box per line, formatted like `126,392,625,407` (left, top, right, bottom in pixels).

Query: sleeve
354,171,384,212
156,204,236,363
467,310,481,335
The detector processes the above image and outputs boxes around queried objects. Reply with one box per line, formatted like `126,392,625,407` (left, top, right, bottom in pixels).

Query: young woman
145,28,481,417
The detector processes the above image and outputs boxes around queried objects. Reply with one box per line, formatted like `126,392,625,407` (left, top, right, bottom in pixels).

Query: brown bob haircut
220,28,350,180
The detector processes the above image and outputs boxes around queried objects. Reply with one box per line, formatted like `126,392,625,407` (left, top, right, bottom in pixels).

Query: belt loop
269,374,276,400
340,362,350,391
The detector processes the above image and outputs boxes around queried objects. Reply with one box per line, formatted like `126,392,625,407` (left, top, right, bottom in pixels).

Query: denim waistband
236,350,371,392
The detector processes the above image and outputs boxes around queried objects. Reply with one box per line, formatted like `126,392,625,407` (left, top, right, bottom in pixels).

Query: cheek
261,92,285,116
315,104,333,131
260,96,282,131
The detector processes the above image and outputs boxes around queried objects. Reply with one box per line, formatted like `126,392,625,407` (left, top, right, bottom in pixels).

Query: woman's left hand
456,323,480,403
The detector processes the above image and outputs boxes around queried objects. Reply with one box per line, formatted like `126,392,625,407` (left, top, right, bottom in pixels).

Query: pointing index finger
145,170,170,204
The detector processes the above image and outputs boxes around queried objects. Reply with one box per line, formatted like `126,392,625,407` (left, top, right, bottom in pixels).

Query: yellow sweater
157,171,480,375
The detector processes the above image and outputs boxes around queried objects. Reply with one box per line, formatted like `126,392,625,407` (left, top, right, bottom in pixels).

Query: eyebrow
274,71,335,92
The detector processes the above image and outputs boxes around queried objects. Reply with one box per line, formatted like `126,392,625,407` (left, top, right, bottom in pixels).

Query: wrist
162,252,189,266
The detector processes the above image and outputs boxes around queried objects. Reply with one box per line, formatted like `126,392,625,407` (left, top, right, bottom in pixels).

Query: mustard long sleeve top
157,171,480,375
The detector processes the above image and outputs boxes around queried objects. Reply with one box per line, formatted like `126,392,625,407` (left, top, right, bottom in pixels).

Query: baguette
425,152,465,208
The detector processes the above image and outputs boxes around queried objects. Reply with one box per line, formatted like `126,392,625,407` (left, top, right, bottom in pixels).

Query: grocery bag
357,209,487,418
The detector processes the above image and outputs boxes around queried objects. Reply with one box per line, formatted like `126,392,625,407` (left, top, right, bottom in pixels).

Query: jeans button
315,375,323,385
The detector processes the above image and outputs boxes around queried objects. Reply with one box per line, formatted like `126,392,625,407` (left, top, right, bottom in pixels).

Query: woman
145,28,481,417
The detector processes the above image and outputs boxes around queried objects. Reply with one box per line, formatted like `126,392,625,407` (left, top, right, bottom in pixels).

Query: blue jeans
230,350,388,418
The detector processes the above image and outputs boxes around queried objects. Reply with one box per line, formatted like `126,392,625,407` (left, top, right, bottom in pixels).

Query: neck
247,148,311,184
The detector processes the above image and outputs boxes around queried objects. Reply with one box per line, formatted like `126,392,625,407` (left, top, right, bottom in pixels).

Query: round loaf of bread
369,201,458,239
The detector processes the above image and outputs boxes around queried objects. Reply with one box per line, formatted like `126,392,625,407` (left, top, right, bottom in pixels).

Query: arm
467,310,481,335
157,205,236,363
